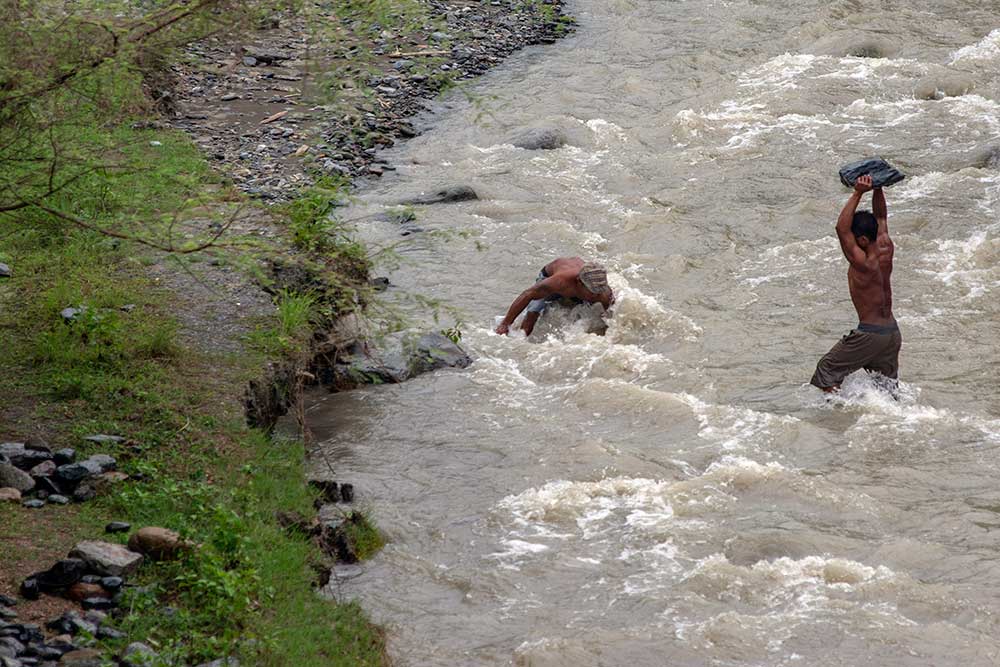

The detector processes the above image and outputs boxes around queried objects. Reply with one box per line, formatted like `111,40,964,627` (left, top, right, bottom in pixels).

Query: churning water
306,1,1000,664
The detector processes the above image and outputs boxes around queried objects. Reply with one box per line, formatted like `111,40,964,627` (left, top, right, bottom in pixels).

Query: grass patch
0,106,384,667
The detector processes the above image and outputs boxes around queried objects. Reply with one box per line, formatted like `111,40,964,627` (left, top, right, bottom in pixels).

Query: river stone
335,330,472,385
400,185,478,205
66,583,107,603
96,626,124,640
82,435,124,445
0,489,20,503
69,541,143,577
28,461,55,478
122,642,157,667
196,659,240,667
105,522,131,534
0,264,9,278
509,126,567,150
1,464,36,491
72,485,96,503
47,494,69,505
60,307,86,323
19,579,38,601
127,527,186,561
55,460,102,483
33,559,86,592
59,649,102,667
53,448,76,465
84,455,116,473
0,638,22,655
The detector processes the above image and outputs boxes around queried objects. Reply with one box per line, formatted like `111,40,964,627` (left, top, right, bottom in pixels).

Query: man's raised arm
836,174,872,268
872,185,893,265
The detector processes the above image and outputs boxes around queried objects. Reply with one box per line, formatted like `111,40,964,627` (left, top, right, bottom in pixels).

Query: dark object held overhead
839,157,906,189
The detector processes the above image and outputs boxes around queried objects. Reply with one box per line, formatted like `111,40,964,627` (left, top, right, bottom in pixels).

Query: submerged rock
509,126,567,150
399,185,478,205
333,331,471,385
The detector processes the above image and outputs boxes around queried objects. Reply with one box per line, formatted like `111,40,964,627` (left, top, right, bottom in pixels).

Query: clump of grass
339,511,386,561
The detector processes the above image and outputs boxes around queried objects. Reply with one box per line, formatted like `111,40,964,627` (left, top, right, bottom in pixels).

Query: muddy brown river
306,1,1000,664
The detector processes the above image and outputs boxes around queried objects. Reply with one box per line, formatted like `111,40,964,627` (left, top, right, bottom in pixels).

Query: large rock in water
69,541,143,576
399,185,478,205
333,331,472,385
509,126,567,150
0,463,34,492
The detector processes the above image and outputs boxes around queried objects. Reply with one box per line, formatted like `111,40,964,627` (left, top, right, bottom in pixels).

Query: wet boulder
332,331,472,386
399,185,478,205
509,126,567,150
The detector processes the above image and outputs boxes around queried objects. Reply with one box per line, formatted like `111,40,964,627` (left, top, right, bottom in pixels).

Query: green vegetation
0,3,385,666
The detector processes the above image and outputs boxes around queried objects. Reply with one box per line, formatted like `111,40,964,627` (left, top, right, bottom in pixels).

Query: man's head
851,210,878,249
578,262,609,293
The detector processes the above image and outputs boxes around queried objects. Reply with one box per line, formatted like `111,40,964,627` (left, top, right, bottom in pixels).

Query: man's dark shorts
811,322,902,389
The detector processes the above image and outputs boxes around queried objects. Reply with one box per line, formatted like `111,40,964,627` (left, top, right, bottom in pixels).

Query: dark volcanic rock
32,559,86,593
18,579,39,601
104,522,131,534
839,157,906,189
53,449,76,466
72,485,96,503
55,461,101,484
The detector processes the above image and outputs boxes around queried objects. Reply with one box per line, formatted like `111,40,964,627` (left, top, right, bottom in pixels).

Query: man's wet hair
851,210,878,242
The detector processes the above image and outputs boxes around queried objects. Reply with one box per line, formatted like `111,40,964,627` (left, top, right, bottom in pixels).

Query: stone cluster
0,440,128,509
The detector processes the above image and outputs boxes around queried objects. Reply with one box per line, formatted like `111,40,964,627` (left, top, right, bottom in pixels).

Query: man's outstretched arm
495,280,555,335
836,175,871,269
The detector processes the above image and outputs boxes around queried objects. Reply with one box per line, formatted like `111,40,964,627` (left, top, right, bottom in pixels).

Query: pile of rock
2,528,196,666
0,603,124,667
0,439,127,508
167,0,572,200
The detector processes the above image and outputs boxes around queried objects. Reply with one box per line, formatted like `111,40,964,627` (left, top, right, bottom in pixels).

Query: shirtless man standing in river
811,174,901,392
495,257,614,336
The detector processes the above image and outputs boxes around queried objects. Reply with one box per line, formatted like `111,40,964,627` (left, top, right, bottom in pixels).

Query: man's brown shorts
810,323,902,389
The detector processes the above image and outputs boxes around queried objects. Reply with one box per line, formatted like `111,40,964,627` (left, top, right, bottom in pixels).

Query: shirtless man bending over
811,174,901,392
495,257,614,336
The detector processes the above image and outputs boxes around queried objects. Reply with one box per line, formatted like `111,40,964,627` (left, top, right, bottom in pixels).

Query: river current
306,1,1000,664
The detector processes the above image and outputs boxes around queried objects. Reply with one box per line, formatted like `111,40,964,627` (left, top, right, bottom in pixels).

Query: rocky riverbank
1,1,571,664
167,0,573,200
